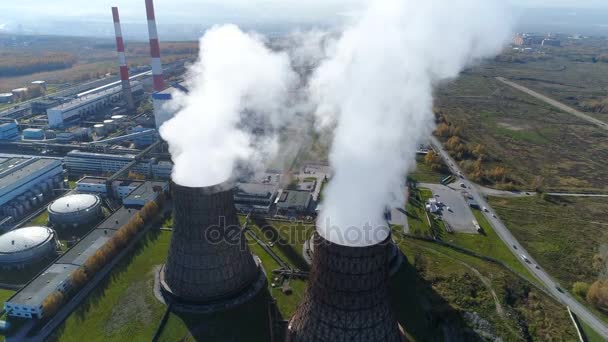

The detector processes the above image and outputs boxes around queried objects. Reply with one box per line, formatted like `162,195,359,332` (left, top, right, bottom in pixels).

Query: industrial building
0,122,19,141
160,181,267,313
275,190,312,216
48,194,104,228
123,181,168,208
0,157,64,222
234,183,279,214
22,128,45,141
4,206,143,319
64,150,169,178
76,176,143,199
288,235,404,341
46,81,143,128
0,226,58,270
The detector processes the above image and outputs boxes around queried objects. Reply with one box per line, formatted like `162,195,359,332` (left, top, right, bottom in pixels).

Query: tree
42,291,65,318
140,201,159,222
587,280,608,312
472,144,486,159
70,268,88,290
573,282,590,298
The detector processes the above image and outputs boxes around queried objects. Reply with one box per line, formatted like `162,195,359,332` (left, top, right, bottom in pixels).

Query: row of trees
41,198,163,319
0,52,77,77
570,248,608,313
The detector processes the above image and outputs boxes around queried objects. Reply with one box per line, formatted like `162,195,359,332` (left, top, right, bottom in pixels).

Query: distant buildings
46,82,143,128
64,150,171,179
276,190,312,216
234,183,279,214
542,38,561,47
0,122,19,141
0,157,64,223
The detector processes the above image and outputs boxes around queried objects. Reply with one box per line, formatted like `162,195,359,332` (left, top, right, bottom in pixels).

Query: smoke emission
160,24,297,187
312,0,512,246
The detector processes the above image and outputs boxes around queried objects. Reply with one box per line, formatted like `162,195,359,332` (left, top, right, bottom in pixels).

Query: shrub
587,280,608,312
572,282,590,298
42,291,65,318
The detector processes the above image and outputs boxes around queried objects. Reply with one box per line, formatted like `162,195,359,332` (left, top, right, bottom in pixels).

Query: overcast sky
1,0,608,39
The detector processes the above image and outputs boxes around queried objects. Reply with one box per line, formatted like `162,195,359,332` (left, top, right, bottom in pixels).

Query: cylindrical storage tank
0,93,13,103
103,119,115,131
93,124,105,136
161,181,267,312
48,194,103,228
288,234,404,342
0,226,57,270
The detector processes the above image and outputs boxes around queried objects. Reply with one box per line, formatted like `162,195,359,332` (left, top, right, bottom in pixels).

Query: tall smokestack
112,7,135,110
145,0,166,92
288,234,404,342
160,181,267,312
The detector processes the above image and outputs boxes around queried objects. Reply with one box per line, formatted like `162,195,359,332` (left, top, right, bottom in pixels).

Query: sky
1,0,608,39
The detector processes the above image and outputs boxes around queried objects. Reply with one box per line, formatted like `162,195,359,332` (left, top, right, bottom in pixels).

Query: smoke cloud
312,0,512,246
160,24,297,187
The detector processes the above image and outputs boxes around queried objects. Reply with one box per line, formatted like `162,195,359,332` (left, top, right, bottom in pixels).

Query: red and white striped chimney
145,0,166,92
112,6,135,110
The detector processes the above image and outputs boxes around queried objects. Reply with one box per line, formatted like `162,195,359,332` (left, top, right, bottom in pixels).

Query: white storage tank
48,194,103,228
0,226,58,270
103,119,116,131
93,124,105,136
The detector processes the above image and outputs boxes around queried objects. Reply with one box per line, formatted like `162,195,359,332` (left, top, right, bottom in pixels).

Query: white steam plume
313,0,512,246
160,25,297,187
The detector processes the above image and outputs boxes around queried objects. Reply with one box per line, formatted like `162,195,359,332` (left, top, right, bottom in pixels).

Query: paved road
496,77,608,132
429,136,608,338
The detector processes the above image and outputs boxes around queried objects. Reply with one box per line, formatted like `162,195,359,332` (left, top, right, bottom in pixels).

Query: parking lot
422,183,478,234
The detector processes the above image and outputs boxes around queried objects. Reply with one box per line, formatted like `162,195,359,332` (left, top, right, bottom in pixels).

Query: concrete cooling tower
288,233,404,342
160,181,267,313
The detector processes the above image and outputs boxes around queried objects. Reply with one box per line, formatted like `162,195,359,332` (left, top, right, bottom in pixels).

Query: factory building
22,128,45,141
48,194,104,228
160,181,267,313
76,176,143,199
4,206,144,319
46,81,143,128
288,235,404,342
0,122,19,141
0,93,13,104
0,226,59,270
0,157,64,223
234,183,279,214
275,190,312,216
132,126,157,147
64,150,171,179
123,181,168,208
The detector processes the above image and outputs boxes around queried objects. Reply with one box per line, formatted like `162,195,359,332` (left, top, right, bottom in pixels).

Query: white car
520,255,531,263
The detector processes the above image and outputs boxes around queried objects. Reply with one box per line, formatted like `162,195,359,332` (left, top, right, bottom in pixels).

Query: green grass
0,289,15,304
579,319,604,342
389,233,578,341
409,155,450,184
50,230,170,342
445,210,536,282
28,211,48,226
437,73,608,192
405,188,444,238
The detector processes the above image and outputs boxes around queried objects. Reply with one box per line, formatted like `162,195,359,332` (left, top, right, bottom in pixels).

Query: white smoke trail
313,0,512,246
160,24,297,187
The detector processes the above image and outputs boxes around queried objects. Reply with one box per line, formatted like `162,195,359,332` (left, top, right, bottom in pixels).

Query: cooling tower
288,233,404,342
160,181,267,313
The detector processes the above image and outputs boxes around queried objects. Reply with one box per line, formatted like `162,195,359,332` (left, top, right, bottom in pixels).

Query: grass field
475,54,608,124
405,188,436,237
391,234,578,341
488,195,608,289
445,210,535,281
408,155,450,184
50,230,170,342
28,211,48,226
0,289,15,304
437,73,608,192
580,319,605,342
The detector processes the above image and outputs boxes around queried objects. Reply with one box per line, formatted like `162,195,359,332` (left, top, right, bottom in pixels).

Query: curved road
430,136,608,338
